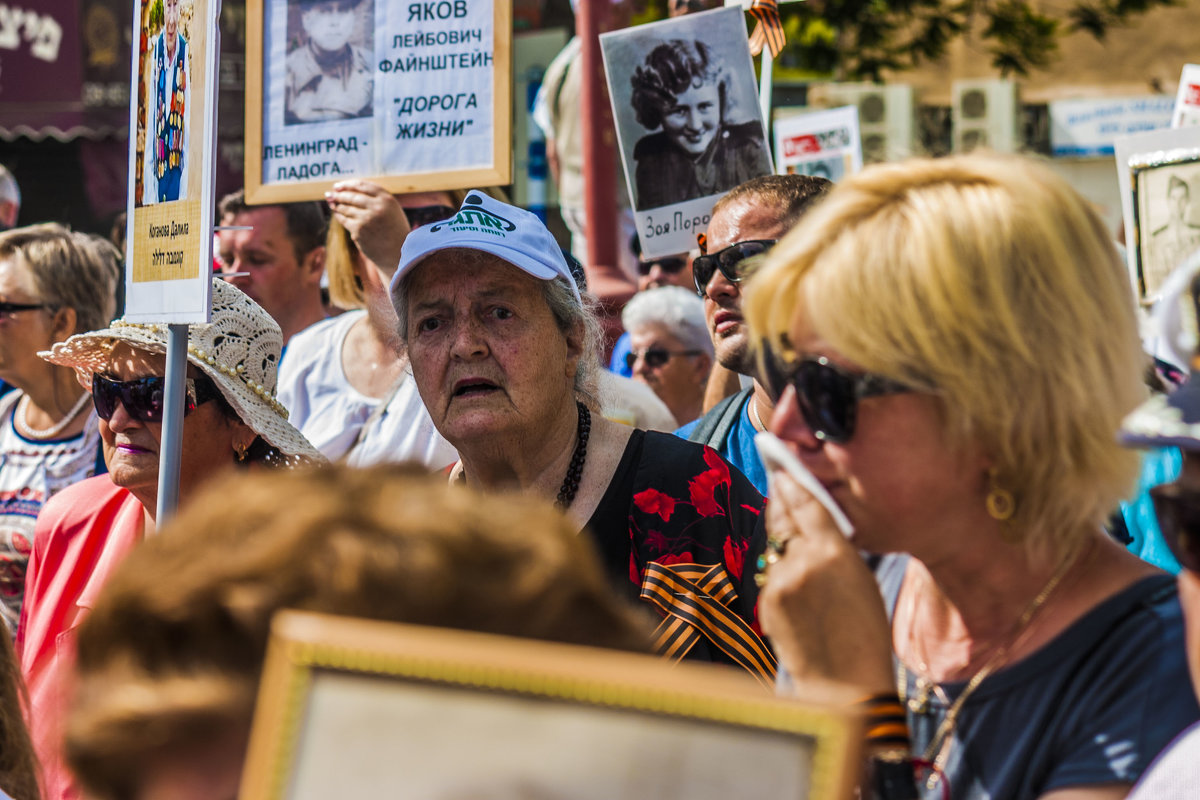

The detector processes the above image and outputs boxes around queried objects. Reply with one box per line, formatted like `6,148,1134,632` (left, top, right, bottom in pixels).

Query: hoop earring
986,468,1015,522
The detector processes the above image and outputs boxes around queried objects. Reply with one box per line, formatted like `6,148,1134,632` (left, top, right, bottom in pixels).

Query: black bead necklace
556,401,591,509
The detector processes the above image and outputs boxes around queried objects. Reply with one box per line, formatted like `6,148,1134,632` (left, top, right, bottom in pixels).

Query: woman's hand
759,471,895,695
325,180,411,275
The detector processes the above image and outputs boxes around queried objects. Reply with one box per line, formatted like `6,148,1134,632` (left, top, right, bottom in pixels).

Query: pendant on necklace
908,675,934,714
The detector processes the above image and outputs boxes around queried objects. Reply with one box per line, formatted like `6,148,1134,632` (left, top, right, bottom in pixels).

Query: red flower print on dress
723,537,748,581
702,446,731,485
689,468,727,518
633,487,677,521
656,551,696,566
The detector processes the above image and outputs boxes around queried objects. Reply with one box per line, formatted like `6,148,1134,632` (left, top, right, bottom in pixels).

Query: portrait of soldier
142,0,190,204
1145,173,1200,298
285,0,373,125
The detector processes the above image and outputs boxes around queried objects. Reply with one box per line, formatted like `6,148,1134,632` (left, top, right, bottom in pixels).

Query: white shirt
1128,722,1200,799
278,311,457,469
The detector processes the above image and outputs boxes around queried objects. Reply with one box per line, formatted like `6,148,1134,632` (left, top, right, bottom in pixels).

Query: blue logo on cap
430,194,517,234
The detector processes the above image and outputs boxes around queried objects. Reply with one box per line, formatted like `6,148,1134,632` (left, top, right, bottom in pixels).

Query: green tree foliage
772,0,1177,79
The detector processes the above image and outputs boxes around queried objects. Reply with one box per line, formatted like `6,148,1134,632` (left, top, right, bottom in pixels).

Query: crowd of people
2,49,1200,800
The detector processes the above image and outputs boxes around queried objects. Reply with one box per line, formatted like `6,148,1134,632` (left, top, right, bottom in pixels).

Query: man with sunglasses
677,174,831,495
216,189,330,346
1120,275,1200,797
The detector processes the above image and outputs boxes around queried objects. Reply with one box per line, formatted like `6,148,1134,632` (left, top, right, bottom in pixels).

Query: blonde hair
744,154,1145,557
0,223,119,333
67,464,651,800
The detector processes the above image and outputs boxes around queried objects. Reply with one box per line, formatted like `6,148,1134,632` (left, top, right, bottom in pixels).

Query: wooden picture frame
239,611,864,800
1131,150,1200,303
1115,128,1200,305
243,0,512,204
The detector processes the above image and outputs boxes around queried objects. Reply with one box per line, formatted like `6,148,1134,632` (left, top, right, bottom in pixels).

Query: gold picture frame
240,611,864,800
243,0,512,204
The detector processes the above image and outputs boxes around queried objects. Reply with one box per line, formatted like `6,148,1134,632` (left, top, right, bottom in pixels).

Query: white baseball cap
390,191,580,303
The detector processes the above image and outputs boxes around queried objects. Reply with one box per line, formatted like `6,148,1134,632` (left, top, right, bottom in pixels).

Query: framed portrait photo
1116,127,1200,305
244,0,512,203
239,611,864,800
125,0,220,322
601,6,773,260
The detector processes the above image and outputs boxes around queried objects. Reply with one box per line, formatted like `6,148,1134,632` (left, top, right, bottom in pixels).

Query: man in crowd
216,190,329,345
0,165,19,230
676,174,831,496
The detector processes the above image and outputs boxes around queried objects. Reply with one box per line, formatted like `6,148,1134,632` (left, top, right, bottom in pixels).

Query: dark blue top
877,555,1200,799
676,393,768,497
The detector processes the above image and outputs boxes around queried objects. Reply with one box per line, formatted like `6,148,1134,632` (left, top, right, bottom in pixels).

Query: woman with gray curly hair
622,285,713,426
629,39,771,209
390,192,772,682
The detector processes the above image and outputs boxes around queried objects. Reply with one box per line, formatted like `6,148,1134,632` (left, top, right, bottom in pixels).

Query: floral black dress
583,430,774,684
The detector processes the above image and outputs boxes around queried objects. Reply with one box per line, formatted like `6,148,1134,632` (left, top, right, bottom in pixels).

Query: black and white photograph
284,0,374,125
1134,154,1200,301
601,7,772,213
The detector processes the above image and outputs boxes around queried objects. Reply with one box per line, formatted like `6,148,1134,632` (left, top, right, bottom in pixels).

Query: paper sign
124,0,219,322
1172,64,1200,128
600,7,773,259
246,0,511,203
1048,96,1173,157
773,106,862,181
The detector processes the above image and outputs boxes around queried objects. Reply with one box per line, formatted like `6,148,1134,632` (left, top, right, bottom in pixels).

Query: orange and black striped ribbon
747,0,786,59
641,561,777,688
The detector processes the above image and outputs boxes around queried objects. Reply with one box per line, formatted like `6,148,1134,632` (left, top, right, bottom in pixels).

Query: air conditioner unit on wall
821,83,916,164
952,80,1019,154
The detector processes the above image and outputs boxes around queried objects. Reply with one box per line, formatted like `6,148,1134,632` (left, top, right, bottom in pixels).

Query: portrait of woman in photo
629,39,771,210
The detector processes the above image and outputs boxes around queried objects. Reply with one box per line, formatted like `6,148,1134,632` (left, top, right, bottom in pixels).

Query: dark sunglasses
404,205,457,229
0,301,47,316
692,240,775,296
625,347,703,370
637,257,688,277
1150,482,1200,573
758,341,913,443
91,374,222,424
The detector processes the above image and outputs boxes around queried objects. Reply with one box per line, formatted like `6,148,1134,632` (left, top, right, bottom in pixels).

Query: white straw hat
40,277,323,465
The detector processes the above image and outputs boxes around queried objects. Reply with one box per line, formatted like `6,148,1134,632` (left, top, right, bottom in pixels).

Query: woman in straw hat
17,277,321,800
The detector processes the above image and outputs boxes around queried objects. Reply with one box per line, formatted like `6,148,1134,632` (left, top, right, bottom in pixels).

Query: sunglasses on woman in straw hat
39,278,323,466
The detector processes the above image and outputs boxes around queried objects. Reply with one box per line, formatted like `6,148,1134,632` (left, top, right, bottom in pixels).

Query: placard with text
125,0,219,322
244,0,512,203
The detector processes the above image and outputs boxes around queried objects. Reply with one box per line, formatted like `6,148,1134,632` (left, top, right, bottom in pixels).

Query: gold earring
986,468,1015,521
235,442,249,463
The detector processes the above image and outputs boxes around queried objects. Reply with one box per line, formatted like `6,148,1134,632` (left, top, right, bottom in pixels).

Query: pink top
16,476,145,800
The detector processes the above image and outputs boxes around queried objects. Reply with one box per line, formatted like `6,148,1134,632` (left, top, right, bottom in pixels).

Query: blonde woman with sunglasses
745,154,1199,800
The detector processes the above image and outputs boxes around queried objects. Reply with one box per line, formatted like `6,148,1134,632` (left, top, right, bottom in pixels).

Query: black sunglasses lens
405,205,456,228
624,352,636,370
796,361,855,442
91,376,118,420
644,349,670,368
1152,486,1200,572
693,256,715,294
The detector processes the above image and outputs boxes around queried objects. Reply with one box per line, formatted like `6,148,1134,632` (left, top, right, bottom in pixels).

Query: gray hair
621,285,713,356
0,223,119,333
393,251,603,410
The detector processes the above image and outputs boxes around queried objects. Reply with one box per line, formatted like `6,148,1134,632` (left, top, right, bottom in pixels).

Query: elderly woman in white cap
16,277,320,800
390,192,772,683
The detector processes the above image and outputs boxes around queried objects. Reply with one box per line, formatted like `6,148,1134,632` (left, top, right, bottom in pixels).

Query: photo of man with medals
141,0,190,205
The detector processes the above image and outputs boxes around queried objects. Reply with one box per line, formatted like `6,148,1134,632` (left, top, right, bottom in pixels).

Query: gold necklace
897,547,1083,787
750,396,766,432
